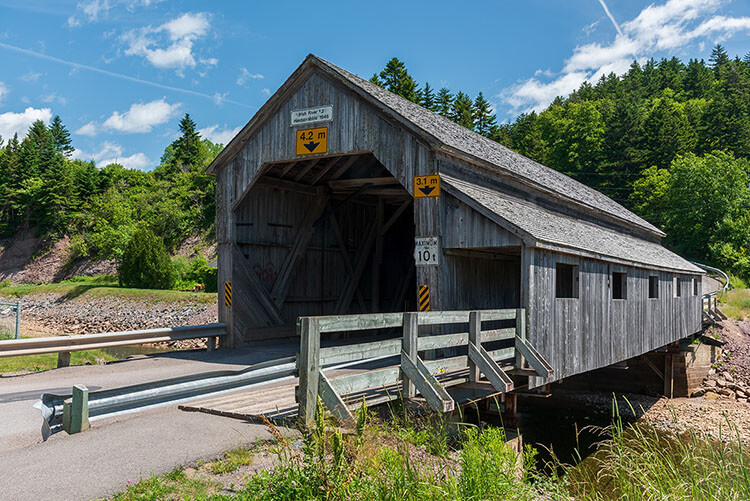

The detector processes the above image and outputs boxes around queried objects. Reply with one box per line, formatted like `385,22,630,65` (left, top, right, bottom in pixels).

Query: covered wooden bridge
205,55,703,416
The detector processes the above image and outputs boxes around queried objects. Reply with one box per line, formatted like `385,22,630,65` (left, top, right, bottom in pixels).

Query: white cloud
261,88,271,96
0,82,8,103
75,121,98,136
20,71,42,82
101,98,180,133
501,0,750,114
73,141,151,170
121,12,213,74
198,124,241,145
236,67,264,86
41,93,67,105
68,0,162,27
0,107,52,140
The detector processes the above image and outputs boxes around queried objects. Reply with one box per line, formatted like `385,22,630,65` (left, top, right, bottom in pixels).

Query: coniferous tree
173,114,203,172
420,82,436,111
436,88,453,117
473,92,497,137
377,58,418,102
49,116,74,158
710,44,730,72
450,92,474,129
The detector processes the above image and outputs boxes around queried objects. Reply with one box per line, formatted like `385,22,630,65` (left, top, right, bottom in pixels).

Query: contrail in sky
0,41,254,109
598,0,624,37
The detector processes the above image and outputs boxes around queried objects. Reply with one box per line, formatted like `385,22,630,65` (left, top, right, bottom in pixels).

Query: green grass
110,467,220,501
0,275,216,304
718,288,750,320
207,448,255,475
562,405,750,500
0,348,117,374
107,399,750,500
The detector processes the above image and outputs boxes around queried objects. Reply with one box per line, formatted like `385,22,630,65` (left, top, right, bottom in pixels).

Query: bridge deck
179,366,505,423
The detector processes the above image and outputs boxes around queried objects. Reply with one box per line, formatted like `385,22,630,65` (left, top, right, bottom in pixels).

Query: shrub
171,255,217,292
118,227,174,290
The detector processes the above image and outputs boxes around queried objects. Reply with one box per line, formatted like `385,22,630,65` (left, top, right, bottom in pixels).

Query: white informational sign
414,236,439,266
291,105,333,126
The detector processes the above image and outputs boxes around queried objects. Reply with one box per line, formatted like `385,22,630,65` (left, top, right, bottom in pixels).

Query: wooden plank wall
526,247,703,386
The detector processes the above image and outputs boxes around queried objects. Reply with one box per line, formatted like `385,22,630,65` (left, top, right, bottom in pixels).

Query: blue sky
1,0,749,170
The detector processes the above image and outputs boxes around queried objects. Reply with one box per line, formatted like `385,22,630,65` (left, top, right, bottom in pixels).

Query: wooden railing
702,293,727,323
297,309,552,426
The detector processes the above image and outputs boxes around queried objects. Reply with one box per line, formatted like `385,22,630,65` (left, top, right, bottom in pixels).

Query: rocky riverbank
7,292,218,349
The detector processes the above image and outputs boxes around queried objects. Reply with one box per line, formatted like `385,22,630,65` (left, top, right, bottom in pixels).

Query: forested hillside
371,46,750,281
0,114,219,264
2,46,749,283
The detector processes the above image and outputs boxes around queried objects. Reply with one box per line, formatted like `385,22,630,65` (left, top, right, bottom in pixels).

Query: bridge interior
232,152,416,342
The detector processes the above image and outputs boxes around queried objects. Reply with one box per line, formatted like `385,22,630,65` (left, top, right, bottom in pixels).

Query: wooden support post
63,384,89,434
402,312,418,399
57,351,71,368
664,353,674,399
468,311,481,382
502,393,518,428
371,199,384,313
515,308,526,370
298,317,320,426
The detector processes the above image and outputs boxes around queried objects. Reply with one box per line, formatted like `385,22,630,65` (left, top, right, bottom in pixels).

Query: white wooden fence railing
297,309,552,426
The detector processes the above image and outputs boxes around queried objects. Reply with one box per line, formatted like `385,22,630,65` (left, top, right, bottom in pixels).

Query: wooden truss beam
329,214,367,312
232,244,285,325
271,191,330,308
400,350,455,413
334,217,379,314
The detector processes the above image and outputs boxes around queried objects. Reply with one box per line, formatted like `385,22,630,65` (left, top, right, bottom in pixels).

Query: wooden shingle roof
443,175,702,274
208,54,663,237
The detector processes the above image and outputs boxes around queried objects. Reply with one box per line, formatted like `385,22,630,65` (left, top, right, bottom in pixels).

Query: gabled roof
443,175,702,274
208,54,662,237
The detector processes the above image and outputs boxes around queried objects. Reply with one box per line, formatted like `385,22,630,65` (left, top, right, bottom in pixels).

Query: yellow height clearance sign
296,127,328,155
413,175,440,198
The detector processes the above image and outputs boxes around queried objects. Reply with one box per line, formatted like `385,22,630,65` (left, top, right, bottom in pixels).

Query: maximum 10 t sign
414,236,439,266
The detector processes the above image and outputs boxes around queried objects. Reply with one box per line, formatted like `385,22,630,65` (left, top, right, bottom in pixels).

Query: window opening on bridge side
692,278,698,296
674,276,681,298
648,275,659,299
555,263,579,299
612,271,627,300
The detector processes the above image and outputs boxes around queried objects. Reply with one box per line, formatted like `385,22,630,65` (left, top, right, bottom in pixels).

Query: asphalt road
0,343,298,500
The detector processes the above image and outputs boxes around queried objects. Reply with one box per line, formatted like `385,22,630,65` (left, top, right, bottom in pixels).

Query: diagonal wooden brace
467,342,514,393
400,350,455,413
318,370,355,426
515,336,554,378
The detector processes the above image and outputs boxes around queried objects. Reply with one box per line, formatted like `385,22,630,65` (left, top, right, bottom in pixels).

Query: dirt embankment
11,292,218,348
0,232,216,285
0,232,116,284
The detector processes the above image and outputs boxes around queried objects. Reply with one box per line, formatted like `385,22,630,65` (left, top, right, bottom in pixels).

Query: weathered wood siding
526,247,703,385
217,69,435,343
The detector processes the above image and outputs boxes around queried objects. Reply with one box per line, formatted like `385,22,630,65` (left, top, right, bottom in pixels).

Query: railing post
63,384,90,434
402,312,418,399
298,317,320,427
15,300,21,340
57,351,71,368
515,308,526,369
468,311,481,382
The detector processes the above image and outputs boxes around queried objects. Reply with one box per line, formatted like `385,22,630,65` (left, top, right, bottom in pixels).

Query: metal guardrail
0,323,227,359
35,355,297,439
691,261,731,293
0,300,21,339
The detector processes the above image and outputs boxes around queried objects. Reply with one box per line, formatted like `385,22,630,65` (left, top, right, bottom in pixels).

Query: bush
171,255,217,292
118,227,174,290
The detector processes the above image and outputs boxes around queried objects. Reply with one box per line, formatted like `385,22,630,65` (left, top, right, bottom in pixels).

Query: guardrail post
515,308,526,369
468,311,481,382
206,335,216,352
402,312,418,398
63,385,90,434
298,317,320,427
15,300,21,339
57,351,71,368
